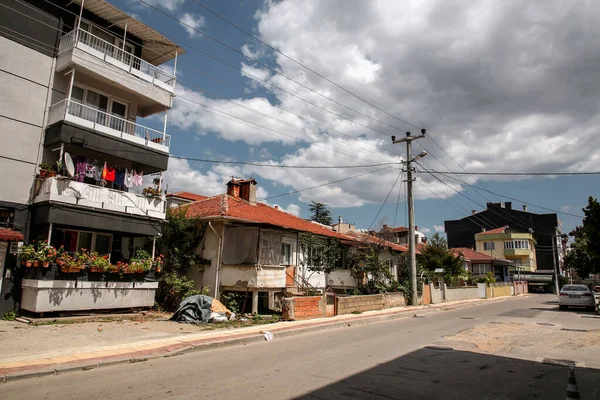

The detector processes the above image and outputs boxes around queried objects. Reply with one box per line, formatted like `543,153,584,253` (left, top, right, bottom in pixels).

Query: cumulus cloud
129,0,184,12
167,0,600,210
272,203,302,217
420,227,432,234
180,13,206,38
434,225,445,233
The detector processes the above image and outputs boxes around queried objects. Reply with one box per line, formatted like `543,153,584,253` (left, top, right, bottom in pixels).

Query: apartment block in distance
0,0,184,314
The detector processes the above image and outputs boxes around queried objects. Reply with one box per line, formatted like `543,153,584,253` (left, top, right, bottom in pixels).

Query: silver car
559,284,595,310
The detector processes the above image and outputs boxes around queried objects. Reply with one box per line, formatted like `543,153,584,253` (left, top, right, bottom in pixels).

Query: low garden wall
444,286,481,302
486,283,512,298
282,296,325,321
336,293,406,315
430,284,444,304
513,281,528,295
384,292,406,308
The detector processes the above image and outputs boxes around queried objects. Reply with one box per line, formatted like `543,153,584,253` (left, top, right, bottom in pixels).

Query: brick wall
282,296,324,321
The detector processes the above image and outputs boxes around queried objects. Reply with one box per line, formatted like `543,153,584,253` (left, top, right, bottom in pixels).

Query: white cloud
560,205,571,212
434,225,445,233
420,227,432,234
272,203,302,217
180,13,206,38
129,0,184,12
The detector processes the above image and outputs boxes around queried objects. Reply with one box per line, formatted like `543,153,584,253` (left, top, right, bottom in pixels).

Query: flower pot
47,171,56,177
42,261,50,268
90,267,103,273
25,261,33,268
33,260,40,267
39,170,47,178
155,267,161,273
21,260,26,266
60,265,70,273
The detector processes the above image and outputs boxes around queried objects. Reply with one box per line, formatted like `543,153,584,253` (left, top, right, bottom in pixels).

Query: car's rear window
562,285,588,292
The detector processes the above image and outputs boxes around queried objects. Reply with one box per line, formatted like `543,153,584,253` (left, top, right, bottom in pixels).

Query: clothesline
74,157,144,190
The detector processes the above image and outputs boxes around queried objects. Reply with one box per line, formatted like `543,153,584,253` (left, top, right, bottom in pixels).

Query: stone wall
486,283,512,298
384,292,406,308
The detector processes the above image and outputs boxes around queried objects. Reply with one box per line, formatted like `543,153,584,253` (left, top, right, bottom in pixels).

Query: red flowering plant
154,253,164,273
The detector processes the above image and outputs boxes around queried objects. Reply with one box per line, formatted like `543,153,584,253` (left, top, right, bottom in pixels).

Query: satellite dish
64,152,75,177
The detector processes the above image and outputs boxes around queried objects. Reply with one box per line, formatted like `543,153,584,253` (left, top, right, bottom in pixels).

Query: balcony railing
58,28,176,93
33,177,166,220
48,99,170,152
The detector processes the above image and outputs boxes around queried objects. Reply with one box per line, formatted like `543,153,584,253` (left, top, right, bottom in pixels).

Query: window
70,84,129,130
504,240,530,250
281,243,292,266
512,258,522,266
483,242,495,250
51,229,112,256
472,264,491,276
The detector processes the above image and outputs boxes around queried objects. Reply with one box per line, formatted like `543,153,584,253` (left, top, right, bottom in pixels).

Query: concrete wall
194,221,224,297
20,279,157,312
282,296,325,321
444,286,481,302
0,36,54,204
430,284,444,304
326,270,357,288
486,283,512,298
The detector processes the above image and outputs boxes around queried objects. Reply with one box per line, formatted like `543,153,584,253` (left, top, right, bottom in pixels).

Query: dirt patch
446,322,600,356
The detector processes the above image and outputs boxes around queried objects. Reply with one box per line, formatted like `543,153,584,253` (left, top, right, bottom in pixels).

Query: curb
0,295,525,383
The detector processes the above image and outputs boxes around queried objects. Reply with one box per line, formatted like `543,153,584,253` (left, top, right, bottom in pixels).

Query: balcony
504,248,530,257
57,29,176,112
33,177,166,220
220,265,287,289
48,99,170,153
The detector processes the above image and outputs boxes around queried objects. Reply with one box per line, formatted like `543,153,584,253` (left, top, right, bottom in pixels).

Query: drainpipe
208,222,223,299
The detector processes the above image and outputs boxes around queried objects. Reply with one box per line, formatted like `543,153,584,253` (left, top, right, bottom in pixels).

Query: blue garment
115,168,125,187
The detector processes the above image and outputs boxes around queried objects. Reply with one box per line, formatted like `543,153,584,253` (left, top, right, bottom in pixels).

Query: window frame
72,83,130,119
280,242,293,266
483,242,495,251
55,228,113,256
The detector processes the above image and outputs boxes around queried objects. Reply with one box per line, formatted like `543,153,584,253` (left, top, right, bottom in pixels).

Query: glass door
109,100,127,132
85,89,108,126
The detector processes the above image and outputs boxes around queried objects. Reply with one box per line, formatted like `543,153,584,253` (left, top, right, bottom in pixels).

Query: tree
417,233,465,285
155,208,207,311
298,232,342,288
308,201,332,225
565,196,600,279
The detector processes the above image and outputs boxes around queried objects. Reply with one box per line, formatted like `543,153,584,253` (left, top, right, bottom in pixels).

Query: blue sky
114,0,600,236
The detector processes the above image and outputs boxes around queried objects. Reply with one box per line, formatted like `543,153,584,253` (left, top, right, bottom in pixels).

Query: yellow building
475,226,537,273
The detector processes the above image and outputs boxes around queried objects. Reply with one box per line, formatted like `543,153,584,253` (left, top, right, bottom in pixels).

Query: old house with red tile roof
451,247,513,282
178,179,408,314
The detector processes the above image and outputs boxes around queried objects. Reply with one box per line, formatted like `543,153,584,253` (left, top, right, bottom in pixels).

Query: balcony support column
47,222,53,246
162,108,168,144
65,69,76,102
75,0,85,43
152,235,156,260
122,21,128,52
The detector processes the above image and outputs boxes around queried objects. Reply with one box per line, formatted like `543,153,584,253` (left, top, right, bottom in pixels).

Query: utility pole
392,130,427,306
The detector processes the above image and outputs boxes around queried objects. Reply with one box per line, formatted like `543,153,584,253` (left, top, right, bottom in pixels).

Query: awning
71,0,185,65
0,228,24,242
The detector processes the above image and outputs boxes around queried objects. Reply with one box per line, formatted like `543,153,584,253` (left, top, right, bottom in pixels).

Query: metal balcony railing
48,99,170,150
58,28,176,92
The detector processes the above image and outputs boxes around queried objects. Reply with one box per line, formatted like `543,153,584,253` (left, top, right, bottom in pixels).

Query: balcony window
51,229,113,257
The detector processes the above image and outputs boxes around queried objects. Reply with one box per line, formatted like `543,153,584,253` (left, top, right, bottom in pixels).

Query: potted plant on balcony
38,244,58,268
18,244,37,267
153,253,164,273
90,254,110,273
142,186,162,198
129,250,152,273
38,162,56,178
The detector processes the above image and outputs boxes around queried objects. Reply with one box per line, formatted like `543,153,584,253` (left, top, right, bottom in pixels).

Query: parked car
558,284,596,310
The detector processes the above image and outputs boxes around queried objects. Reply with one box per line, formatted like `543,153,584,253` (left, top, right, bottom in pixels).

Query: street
2,295,599,399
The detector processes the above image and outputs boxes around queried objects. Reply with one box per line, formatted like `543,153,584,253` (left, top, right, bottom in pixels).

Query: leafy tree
308,201,332,225
298,232,342,287
417,233,465,284
156,208,207,311
565,196,600,279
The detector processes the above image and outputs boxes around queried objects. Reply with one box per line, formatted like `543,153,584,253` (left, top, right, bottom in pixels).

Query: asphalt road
2,295,599,399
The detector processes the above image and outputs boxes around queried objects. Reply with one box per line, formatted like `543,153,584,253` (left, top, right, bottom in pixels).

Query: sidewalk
0,296,521,382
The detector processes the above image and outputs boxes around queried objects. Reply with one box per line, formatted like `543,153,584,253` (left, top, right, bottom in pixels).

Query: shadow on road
297,348,600,399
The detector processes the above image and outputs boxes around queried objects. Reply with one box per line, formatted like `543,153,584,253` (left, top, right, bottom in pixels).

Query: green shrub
1,311,16,321
220,291,247,314
156,272,207,312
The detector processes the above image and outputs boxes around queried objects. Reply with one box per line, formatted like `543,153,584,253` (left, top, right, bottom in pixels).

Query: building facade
475,226,537,274
0,0,183,314
444,202,563,274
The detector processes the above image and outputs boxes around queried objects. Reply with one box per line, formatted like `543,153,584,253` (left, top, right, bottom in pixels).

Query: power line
136,0,411,134
170,156,399,169
260,165,396,202
368,168,403,231
393,170,405,227
418,170,600,176
188,0,422,130
433,171,585,219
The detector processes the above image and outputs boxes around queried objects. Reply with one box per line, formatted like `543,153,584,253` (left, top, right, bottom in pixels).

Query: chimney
522,205,528,212
472,210,476,215
227,178,257,204
226,179,241,199
505,202,512,210
274,205,279,210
